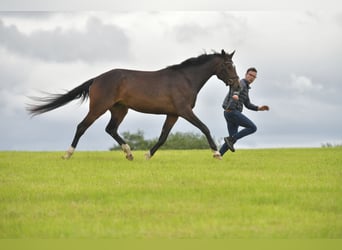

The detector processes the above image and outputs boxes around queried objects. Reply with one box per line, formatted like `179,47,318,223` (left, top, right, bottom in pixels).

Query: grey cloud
0,59,28,91
335,12,342,28
0,11,53,19
174,23,209,43
0,16,131,62
173,12,248,46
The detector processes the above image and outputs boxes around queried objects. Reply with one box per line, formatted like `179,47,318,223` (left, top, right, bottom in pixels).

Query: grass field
0,148,341,238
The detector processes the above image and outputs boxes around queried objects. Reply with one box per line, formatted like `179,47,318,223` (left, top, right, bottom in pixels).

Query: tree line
109,130,213,150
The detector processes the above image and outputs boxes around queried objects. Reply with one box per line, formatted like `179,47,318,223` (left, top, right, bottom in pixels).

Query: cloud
1,0,341,11
172,12,248,48
0,16,131,62
335,12,342,28
290,74,323,93
174,23,209,43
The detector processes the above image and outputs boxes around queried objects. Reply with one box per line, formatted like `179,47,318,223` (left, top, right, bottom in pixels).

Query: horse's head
216,49,240,90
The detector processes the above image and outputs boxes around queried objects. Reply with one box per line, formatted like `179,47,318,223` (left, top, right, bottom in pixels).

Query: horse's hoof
62,147,74,160
126,154,134,161
145,152,151,160
213,152,222,160
61,155,70,160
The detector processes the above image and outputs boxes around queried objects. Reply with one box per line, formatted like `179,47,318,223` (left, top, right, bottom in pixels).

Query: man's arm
244,95,259,111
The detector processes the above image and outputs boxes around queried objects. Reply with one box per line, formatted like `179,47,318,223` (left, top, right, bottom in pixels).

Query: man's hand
232,94,239,101
258,105,269,111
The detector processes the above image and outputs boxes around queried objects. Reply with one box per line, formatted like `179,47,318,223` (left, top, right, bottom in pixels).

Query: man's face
245,71,257,84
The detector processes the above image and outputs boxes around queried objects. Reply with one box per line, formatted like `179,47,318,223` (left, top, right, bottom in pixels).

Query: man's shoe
224,136,236,152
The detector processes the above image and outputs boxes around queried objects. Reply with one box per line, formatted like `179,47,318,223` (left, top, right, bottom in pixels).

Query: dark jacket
222,79,258,112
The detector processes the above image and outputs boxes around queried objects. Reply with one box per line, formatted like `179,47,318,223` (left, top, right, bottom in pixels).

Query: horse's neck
182,59,218,93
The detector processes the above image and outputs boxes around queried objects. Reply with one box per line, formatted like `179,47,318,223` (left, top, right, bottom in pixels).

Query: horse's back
89,68,187,114
95,68,184,91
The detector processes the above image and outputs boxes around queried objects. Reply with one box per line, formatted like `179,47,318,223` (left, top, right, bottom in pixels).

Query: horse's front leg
181,110,222,160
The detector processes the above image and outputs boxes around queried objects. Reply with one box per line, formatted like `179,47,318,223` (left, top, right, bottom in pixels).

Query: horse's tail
27,78,95,116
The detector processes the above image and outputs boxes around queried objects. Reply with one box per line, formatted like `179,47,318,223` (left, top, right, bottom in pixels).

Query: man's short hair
246,67,257,74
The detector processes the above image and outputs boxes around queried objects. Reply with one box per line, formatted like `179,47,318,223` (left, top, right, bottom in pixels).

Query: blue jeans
219,110,257,156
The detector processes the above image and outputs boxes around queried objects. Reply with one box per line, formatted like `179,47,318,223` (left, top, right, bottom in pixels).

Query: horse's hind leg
105,105,133,160
146,115,178,159
62,108,107,159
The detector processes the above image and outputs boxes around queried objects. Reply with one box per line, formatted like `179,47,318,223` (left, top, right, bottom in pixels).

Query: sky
0,1,341,151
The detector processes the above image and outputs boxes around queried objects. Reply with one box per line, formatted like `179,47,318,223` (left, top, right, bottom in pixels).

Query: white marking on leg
62,146,75,160
145,151,151,160
68,146,75,154
212,151,222,160
121,144,133,161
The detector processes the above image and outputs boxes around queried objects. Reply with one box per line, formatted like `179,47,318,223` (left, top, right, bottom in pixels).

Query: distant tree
109,130,156,150
162,132,208,149
321,142,342,148
109,130,211,150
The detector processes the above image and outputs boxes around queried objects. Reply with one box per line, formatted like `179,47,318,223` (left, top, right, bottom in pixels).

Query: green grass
0,148,341,238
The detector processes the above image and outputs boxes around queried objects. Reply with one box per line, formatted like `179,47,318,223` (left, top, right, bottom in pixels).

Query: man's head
245,67,257,84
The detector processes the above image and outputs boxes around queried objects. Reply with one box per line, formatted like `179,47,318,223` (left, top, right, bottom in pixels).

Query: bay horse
27,49,240,160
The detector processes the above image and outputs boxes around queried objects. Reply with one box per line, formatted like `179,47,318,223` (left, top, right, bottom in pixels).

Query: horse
27,49,240,160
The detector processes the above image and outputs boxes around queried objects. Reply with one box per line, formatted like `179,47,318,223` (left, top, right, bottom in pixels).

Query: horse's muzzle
226,77,240,88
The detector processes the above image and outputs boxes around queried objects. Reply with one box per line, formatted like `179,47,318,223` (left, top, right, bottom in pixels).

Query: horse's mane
167,52,221,70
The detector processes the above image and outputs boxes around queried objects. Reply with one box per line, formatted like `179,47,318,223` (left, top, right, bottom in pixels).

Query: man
219,67,269,156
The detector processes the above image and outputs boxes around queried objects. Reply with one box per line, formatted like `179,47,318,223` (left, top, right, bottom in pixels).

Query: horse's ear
229,50,236,58
221,49,226,55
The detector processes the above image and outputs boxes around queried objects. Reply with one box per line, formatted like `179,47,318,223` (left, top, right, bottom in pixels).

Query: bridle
218,60,239,87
